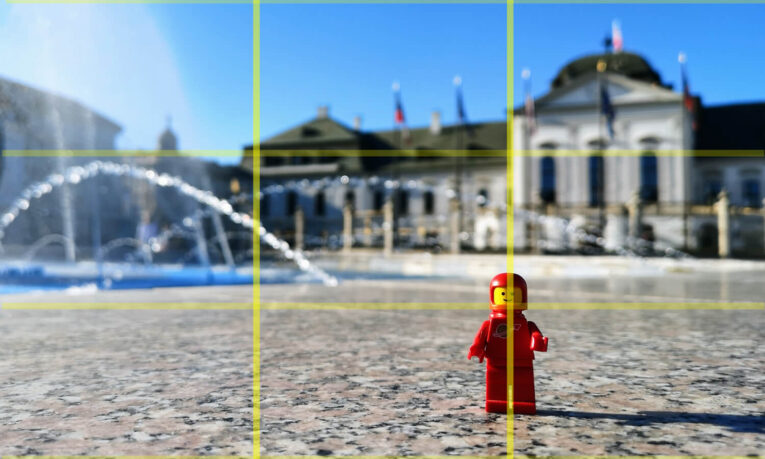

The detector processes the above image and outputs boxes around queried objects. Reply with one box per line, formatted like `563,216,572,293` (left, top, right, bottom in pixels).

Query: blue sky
0,3,252,163
1,4,762,163
262,3,764,141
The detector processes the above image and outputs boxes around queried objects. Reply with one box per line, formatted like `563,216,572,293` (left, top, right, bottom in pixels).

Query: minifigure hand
530,332,548,352
467,346,485,363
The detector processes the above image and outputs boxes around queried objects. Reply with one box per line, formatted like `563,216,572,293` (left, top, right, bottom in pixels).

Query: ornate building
247,50,765,257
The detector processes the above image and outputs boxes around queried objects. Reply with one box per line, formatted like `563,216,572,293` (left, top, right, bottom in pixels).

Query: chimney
430,111,441,135
353,116,362,131
317,105,329,119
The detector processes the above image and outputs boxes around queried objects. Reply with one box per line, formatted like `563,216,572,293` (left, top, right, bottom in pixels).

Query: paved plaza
1,262,764,455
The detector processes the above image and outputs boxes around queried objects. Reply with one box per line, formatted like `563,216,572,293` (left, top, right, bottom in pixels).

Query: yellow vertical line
506,0,514,457
252,0,261,457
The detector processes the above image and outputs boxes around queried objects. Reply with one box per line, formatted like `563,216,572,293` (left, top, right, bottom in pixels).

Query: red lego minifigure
468,273,548,414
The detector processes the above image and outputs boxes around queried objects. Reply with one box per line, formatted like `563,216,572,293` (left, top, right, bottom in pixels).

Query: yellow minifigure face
491,286,526,310
492,287,507,306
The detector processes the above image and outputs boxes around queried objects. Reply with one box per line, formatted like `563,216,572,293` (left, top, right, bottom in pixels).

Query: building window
397,190,409,215
373,190,384,211
640,153,658,203
702,171,723,204
423,191,435,215
314,191,326,216
345,190,355,209
286,190,298,216
743,178,761,208
589,154,604,207
477,188,489,207
540,156,556,204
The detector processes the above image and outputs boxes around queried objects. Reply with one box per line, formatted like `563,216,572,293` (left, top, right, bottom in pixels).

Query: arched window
640,153,658,203
741,170,762,208
314,191,326,216
397,190,409,215
540,157,556,204
286,190,298,216
477,188,489,207
702,170,723,205
344,190,355,209
373,190,384,211
423,190,435,215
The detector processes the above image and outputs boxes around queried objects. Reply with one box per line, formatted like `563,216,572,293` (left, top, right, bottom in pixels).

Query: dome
551,52,663,89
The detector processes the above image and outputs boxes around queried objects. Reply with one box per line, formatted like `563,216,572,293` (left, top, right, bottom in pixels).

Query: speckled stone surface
2,267,764,456
0,286,253,456
260,272,765,456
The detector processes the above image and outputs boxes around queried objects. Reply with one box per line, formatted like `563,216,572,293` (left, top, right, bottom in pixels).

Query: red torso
483,311,534,366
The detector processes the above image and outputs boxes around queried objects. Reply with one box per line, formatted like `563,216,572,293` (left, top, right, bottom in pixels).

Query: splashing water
516,209,693,259
0,160,338,286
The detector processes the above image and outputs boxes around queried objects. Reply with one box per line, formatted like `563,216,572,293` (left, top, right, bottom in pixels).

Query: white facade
513,72,692,209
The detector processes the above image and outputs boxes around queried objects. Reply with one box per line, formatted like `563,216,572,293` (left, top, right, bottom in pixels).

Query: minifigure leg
485,362,507,413
513,364,536,415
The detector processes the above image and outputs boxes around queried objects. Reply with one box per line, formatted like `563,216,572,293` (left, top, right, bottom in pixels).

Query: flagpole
392,81,402,248
454,76,464,245
596,59,606,229
679,52,689,251
522,68,532,207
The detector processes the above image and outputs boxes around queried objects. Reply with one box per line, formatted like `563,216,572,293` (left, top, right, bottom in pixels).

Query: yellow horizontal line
4,457,248,459
530,302,765,310
2,303,252,310
7,0,252,3
263,302,486,310
259,456,763,459
6,149,763,158
3,149,242,157
261,302,764,310
5,301,760,311
6,0,763,5
258,149,763,158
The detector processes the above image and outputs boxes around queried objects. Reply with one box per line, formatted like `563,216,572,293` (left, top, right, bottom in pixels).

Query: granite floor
260,272,764,456
0,286,253,456
1,267,763,456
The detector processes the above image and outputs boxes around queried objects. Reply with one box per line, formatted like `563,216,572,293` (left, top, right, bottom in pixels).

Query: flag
522,68,536,137
600,83,616,139
680,55,697,130
456,84,466,123
454,75,474,137
392,82,410,143
394,88,405,125
524,93,536,137
612,20,623,52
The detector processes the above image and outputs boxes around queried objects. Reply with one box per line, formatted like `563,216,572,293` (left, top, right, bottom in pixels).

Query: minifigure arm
528,321,548,352
467,320,490,363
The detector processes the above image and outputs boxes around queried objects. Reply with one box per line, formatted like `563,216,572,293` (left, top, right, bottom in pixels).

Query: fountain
0,160,339,288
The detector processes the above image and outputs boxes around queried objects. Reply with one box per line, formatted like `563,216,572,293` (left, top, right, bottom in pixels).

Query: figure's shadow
536,409,764,434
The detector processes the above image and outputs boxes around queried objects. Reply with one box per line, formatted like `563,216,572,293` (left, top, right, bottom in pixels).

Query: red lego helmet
489,272,528,311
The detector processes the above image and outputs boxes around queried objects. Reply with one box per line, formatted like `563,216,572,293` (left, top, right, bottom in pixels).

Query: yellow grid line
3,149,242,157
507,0,515,452
13,0,758,3
2,1,760,458
253,1,262,457
9,0,765,3
3,301,761,310
259,149,765,157
6,148,763,158
1,302,253,310
260,302,765,310
1,456,760,459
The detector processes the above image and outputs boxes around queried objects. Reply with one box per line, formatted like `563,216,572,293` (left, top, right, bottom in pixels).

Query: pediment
536,73,681,110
